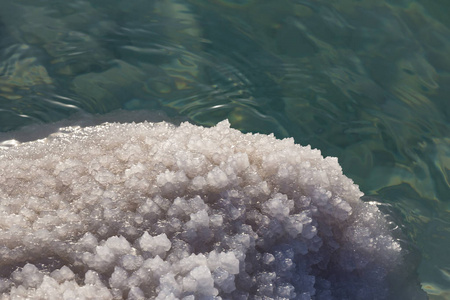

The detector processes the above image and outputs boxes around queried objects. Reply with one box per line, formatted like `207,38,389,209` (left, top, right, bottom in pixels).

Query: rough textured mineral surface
0,120,425,299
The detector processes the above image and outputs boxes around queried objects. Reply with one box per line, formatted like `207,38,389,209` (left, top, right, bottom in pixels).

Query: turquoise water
0,0,448,298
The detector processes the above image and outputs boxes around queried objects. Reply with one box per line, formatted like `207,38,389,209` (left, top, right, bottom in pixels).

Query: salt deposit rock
0,120,426,299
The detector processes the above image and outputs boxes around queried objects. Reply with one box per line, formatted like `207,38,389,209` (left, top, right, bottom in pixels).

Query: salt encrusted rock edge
0,120,426,299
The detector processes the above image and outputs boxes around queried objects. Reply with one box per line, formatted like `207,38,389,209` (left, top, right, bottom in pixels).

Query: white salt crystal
138,232,171,257
128,286,145,300
120,254,144,271
213,267,236,293
206,167,228,189
12,264,43,289
0,119,425,300
104,236,132,256
262,193,291,220
50,266,75,283
262,253,275,265
109,266,128,290
189,266,216,296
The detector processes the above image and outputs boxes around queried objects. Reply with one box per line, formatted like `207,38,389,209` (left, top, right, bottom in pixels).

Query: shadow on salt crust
0,117,426,299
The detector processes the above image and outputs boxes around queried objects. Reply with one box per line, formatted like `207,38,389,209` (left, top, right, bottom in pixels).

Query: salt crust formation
0,120,424,299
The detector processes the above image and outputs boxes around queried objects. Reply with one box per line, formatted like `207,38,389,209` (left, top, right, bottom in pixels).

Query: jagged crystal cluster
0,121,423,299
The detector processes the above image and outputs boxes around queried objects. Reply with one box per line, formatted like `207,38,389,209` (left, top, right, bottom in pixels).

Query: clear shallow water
0,0,448,298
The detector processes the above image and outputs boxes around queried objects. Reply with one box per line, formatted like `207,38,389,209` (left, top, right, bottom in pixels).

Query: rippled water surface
0,0,449,298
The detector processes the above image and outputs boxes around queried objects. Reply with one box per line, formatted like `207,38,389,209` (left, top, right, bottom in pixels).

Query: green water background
0,0,449,298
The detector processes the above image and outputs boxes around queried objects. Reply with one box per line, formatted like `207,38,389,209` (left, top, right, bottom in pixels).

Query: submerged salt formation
0,120,425,299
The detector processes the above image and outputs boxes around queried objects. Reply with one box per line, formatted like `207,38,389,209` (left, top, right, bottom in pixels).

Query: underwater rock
0,120,425,299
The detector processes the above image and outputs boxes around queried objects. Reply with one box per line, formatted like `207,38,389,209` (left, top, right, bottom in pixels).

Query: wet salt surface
0,119,426,299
